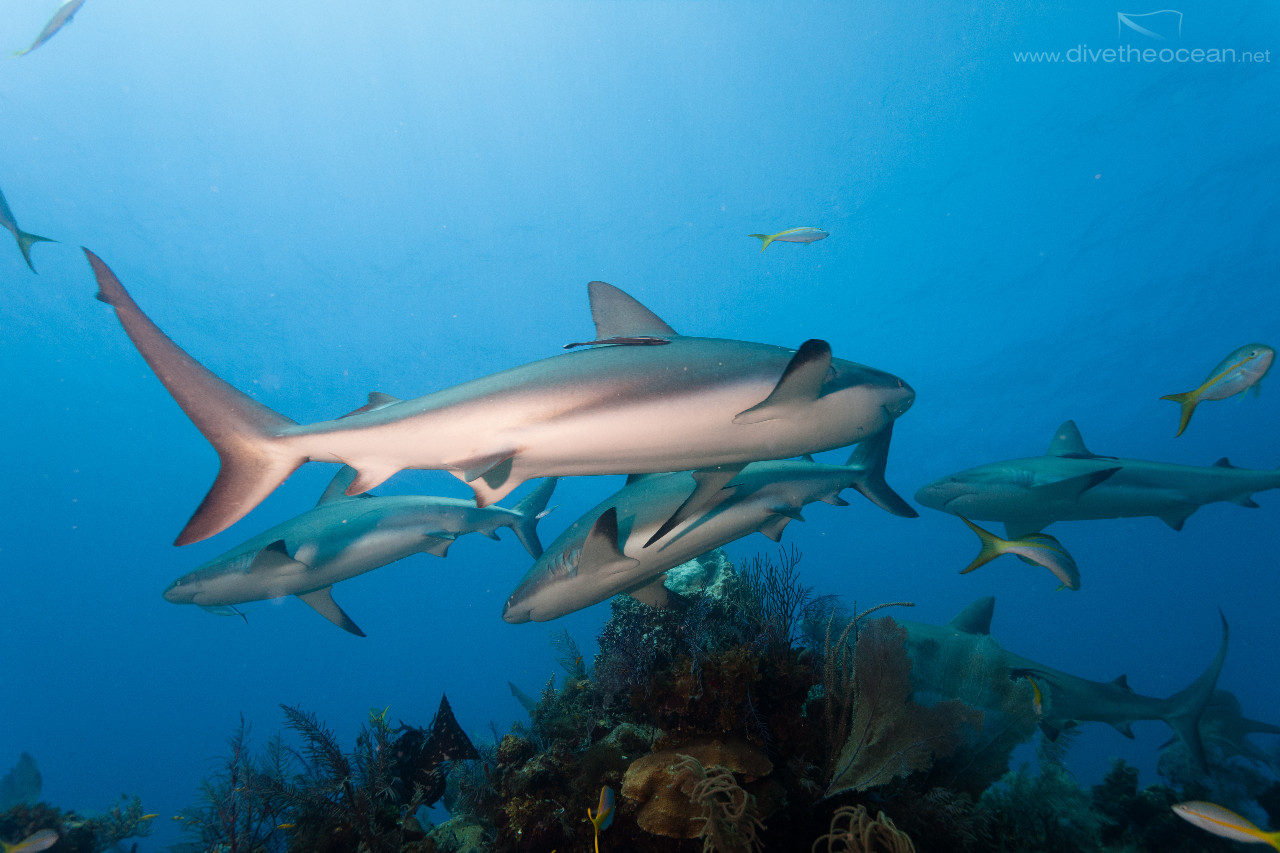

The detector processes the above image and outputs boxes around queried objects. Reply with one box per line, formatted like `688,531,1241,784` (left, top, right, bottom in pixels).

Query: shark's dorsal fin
1110,674,1133,692
1046,420,1096,457
624,574,670,608
644,465,743,547
587,282,678,340
579,508,640,575
948,597,995,634
296,586,366,636
758,514,793,541
733,339,833,425
316,465,372,506
1213,457,1238,468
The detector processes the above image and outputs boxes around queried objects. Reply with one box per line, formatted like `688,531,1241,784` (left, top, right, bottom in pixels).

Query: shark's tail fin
748,233,774,252
507,477,558,559
1159,389,1201,437
1159,610,1229,771
844,422,917,517
15,228,55,272
85,248,306,545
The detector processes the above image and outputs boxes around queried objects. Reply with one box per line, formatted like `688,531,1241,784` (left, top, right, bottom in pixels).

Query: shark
914,420,1280,538
502,422,916,623
901,597,1228,769
86,248,914,546
163,467,556,635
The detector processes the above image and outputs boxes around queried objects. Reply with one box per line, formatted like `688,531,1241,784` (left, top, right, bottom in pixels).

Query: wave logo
1117,10,1183,40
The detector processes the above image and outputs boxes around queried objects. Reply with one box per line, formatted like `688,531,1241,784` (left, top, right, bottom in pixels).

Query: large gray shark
86,249,914,546
914,420,1280,538
163,468,556,636
502,423,916,623
901,597,1228,769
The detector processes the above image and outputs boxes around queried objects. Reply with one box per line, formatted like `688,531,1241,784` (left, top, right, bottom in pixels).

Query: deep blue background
2,2,1277,848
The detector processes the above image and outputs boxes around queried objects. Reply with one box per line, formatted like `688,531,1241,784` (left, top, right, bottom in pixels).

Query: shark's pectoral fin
251,540,309,573
1111,721,1136,739
296,587,366,637
644,465,742,547
418,535,455,558
624,574,670,609
820,494,850,506
1032,467,1120,501
758,513,793,542
1159,505,1198,531
732,339,832,424
580,508,640,575
338,391,403,419
316,465,374,506
345,463,399,496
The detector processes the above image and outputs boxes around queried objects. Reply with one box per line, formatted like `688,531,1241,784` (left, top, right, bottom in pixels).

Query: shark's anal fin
732,339,832,425
296,587,366,636
758,513,793,542
624,574,670,608
418,535,455,558
1159,505,1199,531
643,465,742,547
447,453,520,507
579,508,640,575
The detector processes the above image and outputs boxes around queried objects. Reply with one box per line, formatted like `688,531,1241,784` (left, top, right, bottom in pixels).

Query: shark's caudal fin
1160,610,1229,771
85,249,306,545
1159,390,1201,437
14,228,55,272
844,421,917,517
507,477,558,559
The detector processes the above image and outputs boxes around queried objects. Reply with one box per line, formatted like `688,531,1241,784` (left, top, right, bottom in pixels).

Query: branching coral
811,804,916,853
668,754,765,853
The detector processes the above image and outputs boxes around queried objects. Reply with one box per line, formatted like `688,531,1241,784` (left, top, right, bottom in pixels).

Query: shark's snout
883,379,915,419
163,579,193,604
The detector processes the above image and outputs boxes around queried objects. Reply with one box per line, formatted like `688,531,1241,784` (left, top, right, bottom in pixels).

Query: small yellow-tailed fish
14,0,87,57
1161,343,1274,436
139,814,158,821
1172,800,1280,850
1,829,58,853
1023,673,1044,715
748,227,828,251
586,785,615,853
957,518,1081,590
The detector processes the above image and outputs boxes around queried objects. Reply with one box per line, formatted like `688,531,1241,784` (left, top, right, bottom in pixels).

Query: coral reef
0,754,40,811
0,795,154,853
811,804,916,853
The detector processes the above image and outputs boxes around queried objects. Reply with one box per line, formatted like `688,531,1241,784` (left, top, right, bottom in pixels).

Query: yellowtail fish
1172,801,1280,850
1162,343,1274,436
1022,673,1044,715
586,785,615,853
1,829,58,853
139,814,158,821
957,517,1081,590
0,186,54,273
14,0,87,57
748,226,828,251
276,823,296,830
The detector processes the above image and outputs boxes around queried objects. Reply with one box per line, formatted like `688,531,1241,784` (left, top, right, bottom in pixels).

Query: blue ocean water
2,0,1277,848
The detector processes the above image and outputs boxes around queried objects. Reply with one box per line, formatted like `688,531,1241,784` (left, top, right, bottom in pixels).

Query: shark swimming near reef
901,597,1229,769
502,423,916,623
86,248,914,546
163,467,557,635
914,420,1280,538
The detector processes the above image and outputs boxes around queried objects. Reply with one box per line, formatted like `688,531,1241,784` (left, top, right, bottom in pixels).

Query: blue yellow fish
1162,343,1274,436
748,226,828,251
586,785,615,853
1172,800,1280,850
957,518,1081,590
1,829,58,853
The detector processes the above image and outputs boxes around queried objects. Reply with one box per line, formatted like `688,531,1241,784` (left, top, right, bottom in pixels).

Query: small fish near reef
1172,800,1280,850
13,0,87,57
587,785,615,853
0,186,54,272
956,517,1081,590
1161,343,1274,436
1,829,58,853
749,226,828,251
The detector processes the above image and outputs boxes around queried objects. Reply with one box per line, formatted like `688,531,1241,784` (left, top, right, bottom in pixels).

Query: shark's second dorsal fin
316,465,372,506
587,281,678,340
1110,674,1133,692
1046,420,1096,457
948,597,995,634
733,339,833,425
1213,457,1238,468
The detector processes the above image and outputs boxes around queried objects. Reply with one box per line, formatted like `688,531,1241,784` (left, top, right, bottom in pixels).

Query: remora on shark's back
163,468,556,635
503,423,916,623
915,419,1280,538
86,248,914,545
